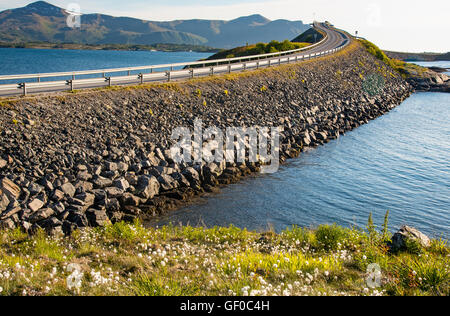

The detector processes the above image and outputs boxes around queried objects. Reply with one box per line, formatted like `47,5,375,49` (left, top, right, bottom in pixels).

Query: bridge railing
0,34,327,83
0,24,351,96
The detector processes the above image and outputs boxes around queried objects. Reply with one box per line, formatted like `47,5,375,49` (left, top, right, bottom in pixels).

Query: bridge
0,23,350,97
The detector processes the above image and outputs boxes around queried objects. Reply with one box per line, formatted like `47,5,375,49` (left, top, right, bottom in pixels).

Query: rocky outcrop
391,226,431,252
0,43,414,234
405,68,449,92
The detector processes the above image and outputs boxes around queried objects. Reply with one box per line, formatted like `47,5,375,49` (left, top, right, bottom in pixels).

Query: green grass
207,40,310,60
0,214,447,296
359,39,428,78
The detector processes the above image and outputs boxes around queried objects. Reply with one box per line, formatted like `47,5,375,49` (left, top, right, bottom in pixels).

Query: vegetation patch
206,40,310,60
358,39,428,78
0,214,447,296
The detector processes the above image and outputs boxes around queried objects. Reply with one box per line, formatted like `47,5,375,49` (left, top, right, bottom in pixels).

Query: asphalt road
0,23,350,97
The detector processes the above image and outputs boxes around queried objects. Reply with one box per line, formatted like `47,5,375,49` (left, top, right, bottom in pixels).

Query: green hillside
206,40,310,60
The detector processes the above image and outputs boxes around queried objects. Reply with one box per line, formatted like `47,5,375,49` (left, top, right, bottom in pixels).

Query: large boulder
391,226,431,251
0,177,21,200
0,193,10,212
136,175,160,199
182,167,201,190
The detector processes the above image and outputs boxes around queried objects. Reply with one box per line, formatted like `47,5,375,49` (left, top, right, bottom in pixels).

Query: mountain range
0,1,310,49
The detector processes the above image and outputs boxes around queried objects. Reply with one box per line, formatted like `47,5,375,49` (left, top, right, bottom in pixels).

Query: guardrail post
228,64,231,74
67,80,74,91
127,70,131,76
278,58,281,66
139,73,143,84
190,69,194,79
256,61,259,69
166,71,171,82
243,63,246,72
19,83,26,96
210,67,214,76
106,77,112,87
37,77,40,83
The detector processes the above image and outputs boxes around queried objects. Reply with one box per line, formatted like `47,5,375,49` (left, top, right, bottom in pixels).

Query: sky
1,0,449,53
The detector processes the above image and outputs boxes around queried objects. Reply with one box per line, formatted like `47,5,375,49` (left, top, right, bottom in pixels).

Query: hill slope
0,1,310,49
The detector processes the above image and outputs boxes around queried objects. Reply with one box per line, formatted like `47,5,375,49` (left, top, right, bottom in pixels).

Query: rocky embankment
0,43,414,235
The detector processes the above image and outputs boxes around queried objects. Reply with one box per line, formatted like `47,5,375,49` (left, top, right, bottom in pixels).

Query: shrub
315,224,346,250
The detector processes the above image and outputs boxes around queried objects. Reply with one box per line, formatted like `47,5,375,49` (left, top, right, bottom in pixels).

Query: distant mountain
0,1,310,49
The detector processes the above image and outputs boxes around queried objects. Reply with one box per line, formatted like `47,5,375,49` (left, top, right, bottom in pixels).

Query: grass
207,40,311,60
0,213,447,296
358,39,428,78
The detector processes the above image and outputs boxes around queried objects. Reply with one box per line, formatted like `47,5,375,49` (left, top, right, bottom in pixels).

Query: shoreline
1,42,414,235
0,42,219,53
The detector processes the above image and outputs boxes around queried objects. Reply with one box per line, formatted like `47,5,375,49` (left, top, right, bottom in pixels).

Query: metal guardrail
0,23,350,96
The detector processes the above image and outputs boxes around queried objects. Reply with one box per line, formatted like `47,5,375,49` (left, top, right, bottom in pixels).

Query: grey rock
28,198,45,212
28,183,43,196
93,176,113,189
182,167,201,190
51,189,65,201
120,193,142,207
67,211,89,227
0,206,21,220
74,192,95,206
113,178,130,191
77,170,92,181
136,175,160,199
30,208,55,223
0,218,16,230
105,186,124,198
60,182,76,198
124,173,138,186
77,164,88,171
86,209,111,227
0,193,9,212
171,172,191,188
391,226,431,251
106,198,121,213
0,177,21,200
117,162,129,172
50,202,65,215
158,174,178,191
74,181,94,192
105,161,118,172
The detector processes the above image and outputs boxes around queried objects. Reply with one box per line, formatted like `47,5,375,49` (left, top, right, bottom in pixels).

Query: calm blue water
0,48,212,83
413,61,450,76
150,92,450,239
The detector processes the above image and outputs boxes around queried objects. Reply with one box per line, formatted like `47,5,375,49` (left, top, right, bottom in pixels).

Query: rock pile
0,44,414,234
